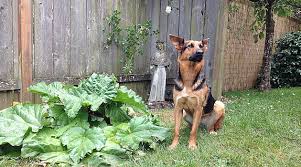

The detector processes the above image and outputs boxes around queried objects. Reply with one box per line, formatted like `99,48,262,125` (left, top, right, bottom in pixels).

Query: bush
271,31,301,88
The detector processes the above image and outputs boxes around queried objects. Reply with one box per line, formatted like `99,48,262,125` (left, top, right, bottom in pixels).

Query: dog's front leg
188,108,203,150
169,106,183,149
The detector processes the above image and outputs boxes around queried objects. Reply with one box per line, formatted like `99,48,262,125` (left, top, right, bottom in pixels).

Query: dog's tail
214,101,225,114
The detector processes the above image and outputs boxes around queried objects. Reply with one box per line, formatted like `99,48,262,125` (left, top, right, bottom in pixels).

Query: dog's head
169,34,208,62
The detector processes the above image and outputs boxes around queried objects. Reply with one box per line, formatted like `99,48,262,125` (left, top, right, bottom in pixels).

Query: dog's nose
189,51,204,62
196,50,203,54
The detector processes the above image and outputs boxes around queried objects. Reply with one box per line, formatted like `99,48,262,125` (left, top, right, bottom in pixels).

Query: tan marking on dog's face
169,34,209,61
183,40,208,58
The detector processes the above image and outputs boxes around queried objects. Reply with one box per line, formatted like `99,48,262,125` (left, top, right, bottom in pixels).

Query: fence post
18,0,33,102
212,0,228,99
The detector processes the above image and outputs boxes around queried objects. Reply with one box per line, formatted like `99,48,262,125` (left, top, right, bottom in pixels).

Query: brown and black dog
169,34,225,150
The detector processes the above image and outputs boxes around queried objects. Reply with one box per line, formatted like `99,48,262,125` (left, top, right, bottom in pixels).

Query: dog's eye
199,44,203,48
188,44,194,48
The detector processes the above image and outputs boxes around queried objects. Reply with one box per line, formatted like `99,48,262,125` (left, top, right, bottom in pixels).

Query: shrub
271,31,301,88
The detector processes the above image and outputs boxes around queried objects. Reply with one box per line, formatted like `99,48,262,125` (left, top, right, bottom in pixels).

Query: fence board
190,0,206,40
135,0,147,74
0,91,19,110
111,0,120,74
179,0,192,39
204,0,220,87
86,0,101,75
12,0,19,87
166,0,180,78
150,0,161,64
70,0,87,77
34,0,53,79
53,0,70,78
0,0,14,85
159,0,168,43
102,0,113,74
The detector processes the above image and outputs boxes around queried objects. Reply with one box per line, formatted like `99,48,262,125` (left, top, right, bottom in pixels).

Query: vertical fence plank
150,0,160,62
159,0,168,43
13,0,19,88
204,0,219,88
166,0,180,78
134,0,149,74
212,0,227,98
190,0,206,40
53,0,70,78
34,0,53,79
179,0,192,39
102,0,113,74
97,0,107,72
86,0,102,75
143,0,153,75
70,0,87,77
0,0,14,82
19,0,33,101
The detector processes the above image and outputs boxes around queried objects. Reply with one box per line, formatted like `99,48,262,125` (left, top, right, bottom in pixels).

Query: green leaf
28,82,64,102
113,86,148,112
82,151,123,167
21,128,65,158
37,151,72,165
259,31,264,40
104,103,131,125
79,73,118,99
48,105,70,127
58,88,83,118
55,111,89,137
115,116,170,150
61,127,106,163
0,104,47,146
102,140,126,156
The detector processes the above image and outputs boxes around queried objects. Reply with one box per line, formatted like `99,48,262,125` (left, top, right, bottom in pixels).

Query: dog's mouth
189,53,203,62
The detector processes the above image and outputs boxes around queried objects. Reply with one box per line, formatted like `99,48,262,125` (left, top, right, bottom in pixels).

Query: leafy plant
105,10,157,74
0,73,170,166
271,31,301,88
248,0,301,90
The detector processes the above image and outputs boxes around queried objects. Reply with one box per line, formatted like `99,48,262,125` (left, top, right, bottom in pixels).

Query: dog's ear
202,38,209,46
169,34,184,51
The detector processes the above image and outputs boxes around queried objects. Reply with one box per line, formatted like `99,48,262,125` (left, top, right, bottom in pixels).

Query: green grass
122,87,301,167
1,87,301,167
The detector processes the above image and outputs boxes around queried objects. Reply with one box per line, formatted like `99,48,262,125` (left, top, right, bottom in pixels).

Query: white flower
165,6,172,14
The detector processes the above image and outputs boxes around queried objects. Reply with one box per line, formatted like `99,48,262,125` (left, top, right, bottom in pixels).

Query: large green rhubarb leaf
60,127,106,163
21,128,64,158
103,103,131,125
115,116,170,150
21,128,72,165
113,86,148,112
82,151,123,167
28,82,64,102
37,151,72,165
0,104,47,146
78,73,118,100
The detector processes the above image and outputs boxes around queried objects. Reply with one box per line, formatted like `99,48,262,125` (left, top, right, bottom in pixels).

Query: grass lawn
1,87,301,167
123,87,301,167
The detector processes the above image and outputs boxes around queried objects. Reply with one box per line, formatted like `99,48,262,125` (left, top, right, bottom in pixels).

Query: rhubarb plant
0,73,169,166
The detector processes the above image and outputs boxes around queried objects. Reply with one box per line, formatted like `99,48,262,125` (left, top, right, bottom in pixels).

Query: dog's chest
175,87,200,111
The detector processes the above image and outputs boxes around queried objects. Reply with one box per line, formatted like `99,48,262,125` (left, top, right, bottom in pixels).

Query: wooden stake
18,0,33,102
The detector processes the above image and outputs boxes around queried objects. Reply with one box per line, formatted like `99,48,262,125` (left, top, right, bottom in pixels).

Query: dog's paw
209,131,218,135
168,144,178,150
188,143,197,150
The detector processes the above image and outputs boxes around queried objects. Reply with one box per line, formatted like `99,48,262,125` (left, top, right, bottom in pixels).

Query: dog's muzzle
189,52,203,62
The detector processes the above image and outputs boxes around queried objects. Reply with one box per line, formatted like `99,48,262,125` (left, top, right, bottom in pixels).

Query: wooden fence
0,0,225,109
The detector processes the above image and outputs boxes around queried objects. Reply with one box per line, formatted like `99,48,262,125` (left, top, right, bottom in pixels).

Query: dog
168,34,225,150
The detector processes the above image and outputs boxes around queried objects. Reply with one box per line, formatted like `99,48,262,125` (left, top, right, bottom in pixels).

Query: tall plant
105,10,155,74
249,0,301,90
